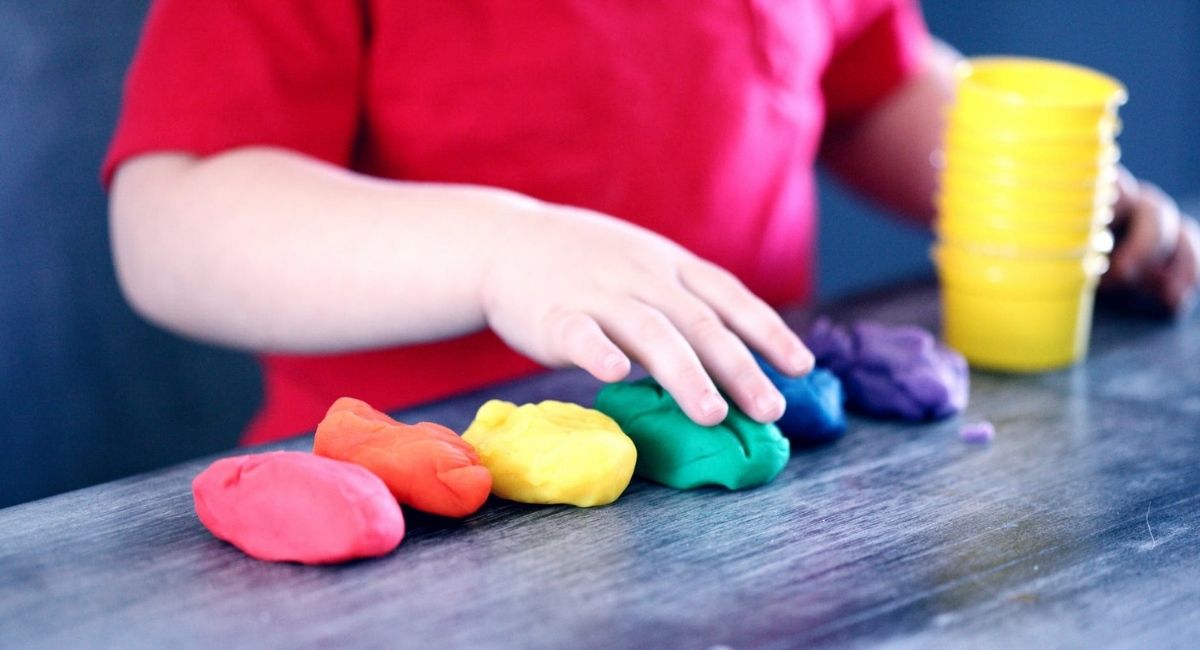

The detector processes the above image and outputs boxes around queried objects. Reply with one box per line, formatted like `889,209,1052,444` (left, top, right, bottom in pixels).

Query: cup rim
935,225,1114,256
940,172,1118,196
938,186,1116,213
949,107,1122,132
938,275,1100,301
937,206,1113,230
939,166,1118,192
956,56,1128,110
946,122,1119,147
941,145,1121,171
938,203,1115,226
933,241,1111,267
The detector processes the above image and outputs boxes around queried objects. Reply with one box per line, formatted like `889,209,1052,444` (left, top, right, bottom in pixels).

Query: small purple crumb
960,421,995,444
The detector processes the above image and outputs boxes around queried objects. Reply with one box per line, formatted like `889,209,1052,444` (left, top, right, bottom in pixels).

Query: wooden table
2,282,1198,649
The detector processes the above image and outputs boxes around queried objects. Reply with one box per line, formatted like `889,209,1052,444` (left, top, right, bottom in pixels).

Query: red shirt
105,0,928,444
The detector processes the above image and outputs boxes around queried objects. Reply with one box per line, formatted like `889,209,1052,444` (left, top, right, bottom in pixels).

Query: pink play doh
192,451,404,564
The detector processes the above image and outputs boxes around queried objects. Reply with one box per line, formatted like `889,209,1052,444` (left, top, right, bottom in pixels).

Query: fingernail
602,353,625,371
699,392,725,418
755,392,784,419
791,349,814,374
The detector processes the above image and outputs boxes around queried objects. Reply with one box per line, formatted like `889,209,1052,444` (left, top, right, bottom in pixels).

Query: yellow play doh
462,400,637,507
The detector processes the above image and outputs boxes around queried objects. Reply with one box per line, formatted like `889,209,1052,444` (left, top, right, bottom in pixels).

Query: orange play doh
313,397,492,518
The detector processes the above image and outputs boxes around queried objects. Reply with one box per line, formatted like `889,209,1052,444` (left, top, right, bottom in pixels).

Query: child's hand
1104,167,1200,316
479,203,814,426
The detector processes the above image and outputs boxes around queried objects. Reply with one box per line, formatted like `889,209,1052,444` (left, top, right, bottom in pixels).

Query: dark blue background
2,1,1197,507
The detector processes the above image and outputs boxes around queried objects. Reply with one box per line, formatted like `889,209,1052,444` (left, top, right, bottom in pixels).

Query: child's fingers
1111,182,1180,284
599,300,728,426
680,261,813,375
1111,165,1140,220
1161,218,1200,315
639,283,785,423
543,308,631,382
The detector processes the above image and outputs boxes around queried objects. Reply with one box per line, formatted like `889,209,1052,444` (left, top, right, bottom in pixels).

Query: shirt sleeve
102,0,364,185
821,0,930,123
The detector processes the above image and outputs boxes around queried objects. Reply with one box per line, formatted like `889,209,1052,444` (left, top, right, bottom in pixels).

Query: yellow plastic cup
941,149,1119,187
944,127,1116,164
936,196,1113,226
936,217,1113,255
933,242,1109,283
932,243,1108,371
936,192,1114,228
940,165,1116,194
939,173,1117,213
948,107,1121,141
940,141,1118,175
939,280,1099,372
954,57,1127,123
931,56,1125,372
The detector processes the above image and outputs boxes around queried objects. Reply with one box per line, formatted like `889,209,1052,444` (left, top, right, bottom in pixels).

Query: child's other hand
479,203,814,426
1104,167,1200,316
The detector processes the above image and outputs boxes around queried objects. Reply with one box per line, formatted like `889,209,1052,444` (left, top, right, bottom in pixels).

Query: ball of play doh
314,397,492,518
807,318,968,421
594,378,790,490
960,420,995,444
192,452,404,564
462,400,637,507
756,355,846,443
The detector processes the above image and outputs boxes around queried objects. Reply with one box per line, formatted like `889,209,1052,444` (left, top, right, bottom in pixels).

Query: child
104,1,1198,445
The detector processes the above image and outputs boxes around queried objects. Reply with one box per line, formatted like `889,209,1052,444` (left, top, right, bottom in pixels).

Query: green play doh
594,378,790,490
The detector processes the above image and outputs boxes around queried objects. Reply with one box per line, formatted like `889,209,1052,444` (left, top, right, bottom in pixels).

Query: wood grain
2,282,1198,649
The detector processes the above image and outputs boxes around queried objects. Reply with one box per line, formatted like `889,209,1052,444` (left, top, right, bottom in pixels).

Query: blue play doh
756,355,847,443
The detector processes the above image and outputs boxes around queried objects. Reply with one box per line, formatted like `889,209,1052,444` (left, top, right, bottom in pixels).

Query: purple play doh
959,421,995,444
806,318,968,421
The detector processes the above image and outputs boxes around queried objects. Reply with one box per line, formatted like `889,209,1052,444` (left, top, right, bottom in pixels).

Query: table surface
2,282,1198,650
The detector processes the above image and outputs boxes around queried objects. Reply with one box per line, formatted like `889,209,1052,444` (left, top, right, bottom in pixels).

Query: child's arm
818,39,958,225
820,40,1200,315
111,148,812,426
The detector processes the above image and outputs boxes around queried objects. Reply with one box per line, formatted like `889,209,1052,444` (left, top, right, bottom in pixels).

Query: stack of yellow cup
934,57,1126,371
